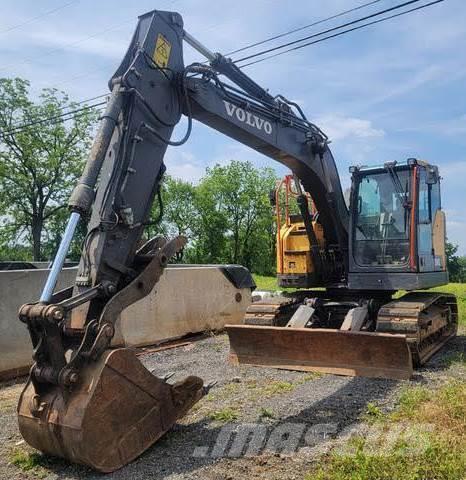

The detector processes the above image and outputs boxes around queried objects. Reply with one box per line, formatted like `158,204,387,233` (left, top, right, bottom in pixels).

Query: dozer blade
17,348,204,473
226,325,413,380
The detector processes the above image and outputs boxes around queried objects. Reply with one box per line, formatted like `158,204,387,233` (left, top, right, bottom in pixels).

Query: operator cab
348,158,448,290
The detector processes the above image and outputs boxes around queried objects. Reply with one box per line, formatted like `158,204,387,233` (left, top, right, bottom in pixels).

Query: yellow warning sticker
153,33,172,69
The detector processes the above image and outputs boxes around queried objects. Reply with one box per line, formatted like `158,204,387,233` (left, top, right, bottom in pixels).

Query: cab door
417,167,445,272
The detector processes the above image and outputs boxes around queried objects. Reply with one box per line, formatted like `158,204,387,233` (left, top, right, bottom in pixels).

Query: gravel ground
0,330,464,480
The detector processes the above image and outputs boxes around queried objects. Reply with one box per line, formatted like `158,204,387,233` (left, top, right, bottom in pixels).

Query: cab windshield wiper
384,162,409,209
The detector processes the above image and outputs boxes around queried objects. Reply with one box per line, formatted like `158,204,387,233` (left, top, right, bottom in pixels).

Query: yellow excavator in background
275,174,323,287
242,173,325,329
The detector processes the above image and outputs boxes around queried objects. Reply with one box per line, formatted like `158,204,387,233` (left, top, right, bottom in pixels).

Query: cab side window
429,178,441,220
418,169,430,223
418,168,441,222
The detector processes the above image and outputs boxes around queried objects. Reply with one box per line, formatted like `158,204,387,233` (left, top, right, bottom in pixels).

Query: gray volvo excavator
17,8,457,472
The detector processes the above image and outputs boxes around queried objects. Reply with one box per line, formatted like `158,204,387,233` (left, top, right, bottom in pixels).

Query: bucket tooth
203,380,218,395
161,371,176,381
18,348,204,472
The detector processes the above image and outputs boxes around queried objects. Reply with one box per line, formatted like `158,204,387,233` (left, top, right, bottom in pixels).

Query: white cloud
316,114,385,142
163,149,205,184
438,161,466,187
26,26,131,60
212,143,266,166
446,220,466,256
365,65,444,108
396,114,466,139
444,203,466,255
435,115,466,137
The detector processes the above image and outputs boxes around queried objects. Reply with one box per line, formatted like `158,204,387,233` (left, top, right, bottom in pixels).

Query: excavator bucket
17,348,204,473
226,325,413,380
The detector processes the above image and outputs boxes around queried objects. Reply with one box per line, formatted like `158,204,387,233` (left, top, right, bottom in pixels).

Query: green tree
0,78,98,260
145,161,278,274
154,175,198,238
188,161,277,274
188,169,229,264
445,241,465,282
458,256,466,283
0,243,31,262
40,207,88,262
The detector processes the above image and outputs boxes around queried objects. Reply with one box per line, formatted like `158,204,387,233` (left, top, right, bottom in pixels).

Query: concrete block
0,265,252,380
0,267,77,379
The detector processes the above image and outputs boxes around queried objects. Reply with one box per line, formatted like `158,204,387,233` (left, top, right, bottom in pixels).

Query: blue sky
1,0,465,253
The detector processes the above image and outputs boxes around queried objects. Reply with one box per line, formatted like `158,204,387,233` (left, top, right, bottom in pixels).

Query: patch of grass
259,407,275,419
296,372,324,384
9,449,49,478
204,381,241,402
364,402,384,422
392,385,431,419
197,382,242,416
0,383,23,413
262,380,294,396
442,351,466,368
308,434,466,480
430,283,466,326
198,378,298,421
307,380,466,480
252,274,281,291
0,397,17,413
245,379,258,389
392,380,465,435
245,379,296,402
209,407,239,423
430,380,466,433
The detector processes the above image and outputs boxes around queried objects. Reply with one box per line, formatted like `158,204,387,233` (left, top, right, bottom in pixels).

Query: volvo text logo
223,101,272,135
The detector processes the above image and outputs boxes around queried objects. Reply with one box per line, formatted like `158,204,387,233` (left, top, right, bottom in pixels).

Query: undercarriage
227,290,458,379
